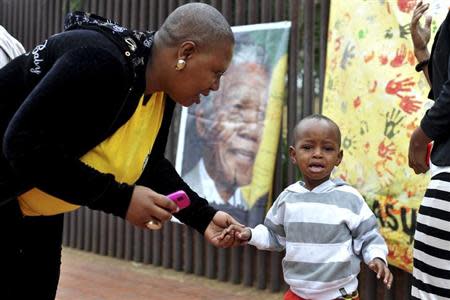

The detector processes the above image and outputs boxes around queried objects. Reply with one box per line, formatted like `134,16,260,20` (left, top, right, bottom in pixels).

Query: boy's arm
247,191,288,251
351,196,388,265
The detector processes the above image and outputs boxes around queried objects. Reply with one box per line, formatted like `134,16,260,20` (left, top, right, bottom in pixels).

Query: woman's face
169,41,234,107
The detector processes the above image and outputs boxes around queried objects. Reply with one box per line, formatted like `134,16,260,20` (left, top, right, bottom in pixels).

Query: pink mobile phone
167,190,190,210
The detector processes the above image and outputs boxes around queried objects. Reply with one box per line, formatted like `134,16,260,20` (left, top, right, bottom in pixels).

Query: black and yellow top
19,93,165,216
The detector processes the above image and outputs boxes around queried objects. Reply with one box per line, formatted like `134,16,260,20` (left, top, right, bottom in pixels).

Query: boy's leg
0,199,64,299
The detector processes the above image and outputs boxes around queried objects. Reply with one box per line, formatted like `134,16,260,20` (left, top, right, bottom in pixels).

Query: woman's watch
415,59,429,72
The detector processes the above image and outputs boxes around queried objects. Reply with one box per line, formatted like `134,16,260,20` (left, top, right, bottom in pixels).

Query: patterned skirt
411,164,450,300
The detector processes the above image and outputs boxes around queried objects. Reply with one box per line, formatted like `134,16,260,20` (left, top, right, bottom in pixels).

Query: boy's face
289,119,343,190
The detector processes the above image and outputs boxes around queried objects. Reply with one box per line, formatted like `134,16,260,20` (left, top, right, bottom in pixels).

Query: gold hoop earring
175,59,186,71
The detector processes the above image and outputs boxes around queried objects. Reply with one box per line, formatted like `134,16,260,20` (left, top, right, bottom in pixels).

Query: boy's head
289,114,343,190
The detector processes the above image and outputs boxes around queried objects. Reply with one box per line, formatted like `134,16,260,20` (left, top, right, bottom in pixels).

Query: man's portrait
176,23,290,226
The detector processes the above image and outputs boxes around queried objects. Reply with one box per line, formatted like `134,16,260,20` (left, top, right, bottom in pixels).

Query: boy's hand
368,258,393,289
220,224,252,245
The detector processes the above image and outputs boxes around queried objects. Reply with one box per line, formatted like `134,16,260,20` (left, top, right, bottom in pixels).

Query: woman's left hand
408,126,432,174
204,211,244,248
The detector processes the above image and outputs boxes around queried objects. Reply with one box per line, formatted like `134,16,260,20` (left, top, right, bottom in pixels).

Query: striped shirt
249,179,387,300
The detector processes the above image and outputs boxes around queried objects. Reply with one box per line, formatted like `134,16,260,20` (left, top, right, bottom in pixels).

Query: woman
409,1,450,299
0,3,240,299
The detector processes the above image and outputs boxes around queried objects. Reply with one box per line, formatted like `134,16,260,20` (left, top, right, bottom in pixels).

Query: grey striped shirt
249,179,387,300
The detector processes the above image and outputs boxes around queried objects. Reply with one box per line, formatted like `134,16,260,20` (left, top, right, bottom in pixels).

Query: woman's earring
175,59,186,71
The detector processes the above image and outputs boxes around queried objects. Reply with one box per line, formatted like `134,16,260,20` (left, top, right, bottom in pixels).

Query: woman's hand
125,185,179,229
408,127,432,174
204,211,245,248
410,1,432,60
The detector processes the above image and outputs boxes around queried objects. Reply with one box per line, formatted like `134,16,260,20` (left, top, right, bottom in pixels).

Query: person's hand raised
126,185,179,229
204,211,245,248
410,1,432,55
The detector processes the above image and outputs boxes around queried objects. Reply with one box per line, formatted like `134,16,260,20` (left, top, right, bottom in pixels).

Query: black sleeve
3,46,134,218
138,155,217,234
421,58,450,141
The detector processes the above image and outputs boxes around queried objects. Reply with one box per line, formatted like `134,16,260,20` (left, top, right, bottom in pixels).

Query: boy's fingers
376,264,383,279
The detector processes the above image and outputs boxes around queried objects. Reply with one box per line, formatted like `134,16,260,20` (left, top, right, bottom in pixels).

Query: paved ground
56,248,284,300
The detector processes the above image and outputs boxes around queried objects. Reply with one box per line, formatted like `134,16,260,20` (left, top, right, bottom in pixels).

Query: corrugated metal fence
0,0,412,298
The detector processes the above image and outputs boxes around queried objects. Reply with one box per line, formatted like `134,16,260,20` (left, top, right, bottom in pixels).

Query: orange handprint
364,51,375,63
368,80,377,93
375,159,395,187
399,95,421,114
385,74,415,96
407,50,415,66
378,139,396,160
406,118,418,138
390,44,407,67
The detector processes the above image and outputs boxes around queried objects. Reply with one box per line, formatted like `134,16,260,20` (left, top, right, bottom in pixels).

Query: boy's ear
335,149,343,166
288,146,297,164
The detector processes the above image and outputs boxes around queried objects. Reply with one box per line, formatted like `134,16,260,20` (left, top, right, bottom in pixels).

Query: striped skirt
411,166,450,300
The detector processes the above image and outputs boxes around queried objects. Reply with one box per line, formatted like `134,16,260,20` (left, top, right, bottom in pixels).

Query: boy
226,114,393,300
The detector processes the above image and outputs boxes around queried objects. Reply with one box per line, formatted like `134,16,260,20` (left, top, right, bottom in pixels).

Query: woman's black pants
0,199,64,300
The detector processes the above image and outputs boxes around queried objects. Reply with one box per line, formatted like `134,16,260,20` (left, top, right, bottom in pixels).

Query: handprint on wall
385,27,394,39
364,51,375,63
353,96,361,109
368,80,378,93
335,36,343,51
375,159,395,187
399,22,411,39
340,42,356,69
385,74,415,97
407,50,415,66
390,44,407,67
360,120,369,135
405,118,418,138
384,108,405,139
378,139,396,160
379,54,389,65
342,134,357,156
399,94,421,114
397,0,416,13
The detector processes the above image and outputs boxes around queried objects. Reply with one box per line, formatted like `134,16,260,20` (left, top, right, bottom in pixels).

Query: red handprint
385,74,415,96
364,142,370,154
353,96,361,108
399,95,421,114
335,36,343,51
330,57,337,70
397,0,416,13
379,54,388,65
390,44,407,68
378,139,396,160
